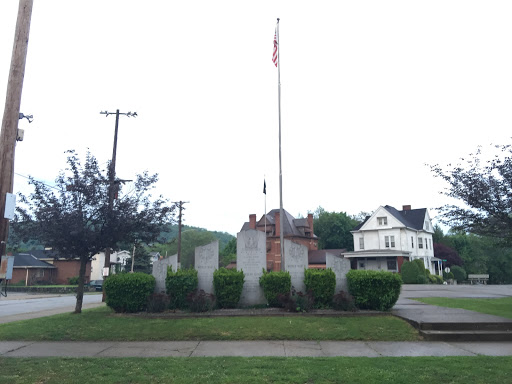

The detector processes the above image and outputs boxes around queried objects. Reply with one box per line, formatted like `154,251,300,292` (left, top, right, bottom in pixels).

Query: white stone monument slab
326,253,351,293
237,229,267,306
152,254,177,293
195,241,218,294
284,239,308,293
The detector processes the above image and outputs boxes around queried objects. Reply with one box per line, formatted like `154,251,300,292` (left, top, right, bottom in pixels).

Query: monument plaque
326,253,351,293
237,229,266,306
152,254,177,293
195,241,218,294
284,239,308,293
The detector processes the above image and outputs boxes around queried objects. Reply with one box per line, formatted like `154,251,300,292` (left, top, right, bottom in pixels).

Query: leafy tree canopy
13,150,175,312
430,143,512,245
312,207,360,251
433,243,463,267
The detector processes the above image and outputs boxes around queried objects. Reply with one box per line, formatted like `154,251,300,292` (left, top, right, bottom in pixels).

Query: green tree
430,143,512,245
313,207,359,250
152,229,216,268
432,224,445,244
14,150,174,313
124,244,152,274
219,237,236,267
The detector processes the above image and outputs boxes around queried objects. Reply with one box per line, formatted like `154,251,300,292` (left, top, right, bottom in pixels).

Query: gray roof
353,206,427,231
241,209,317,238
22,249,60,260
13,254,57,269
384,205,427,230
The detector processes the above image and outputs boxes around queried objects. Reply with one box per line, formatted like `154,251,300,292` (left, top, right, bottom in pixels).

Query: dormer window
425,220,430,231
378,217,387,226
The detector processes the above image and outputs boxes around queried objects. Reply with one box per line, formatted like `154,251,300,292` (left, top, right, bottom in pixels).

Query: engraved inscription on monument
237,229,266,306
284,239,308,293
195,241,218,294
326,252,351,293
152,254,177,293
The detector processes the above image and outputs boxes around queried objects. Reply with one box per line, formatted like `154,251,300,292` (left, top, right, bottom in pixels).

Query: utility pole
172,201,189,267
99,110,137,299
0,0,33,258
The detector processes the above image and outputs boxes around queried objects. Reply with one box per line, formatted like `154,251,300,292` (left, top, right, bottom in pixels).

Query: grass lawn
414,296,512,319
1,356,511,383
0,307,419,341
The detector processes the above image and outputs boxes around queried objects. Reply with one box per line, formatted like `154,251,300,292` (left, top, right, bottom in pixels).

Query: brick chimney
402,205,411,211
307,213,314,237
249,214,256,230
275,211,280,236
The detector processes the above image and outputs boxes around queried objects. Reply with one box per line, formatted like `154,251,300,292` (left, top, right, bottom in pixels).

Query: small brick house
13,250,91,285
241,209,319,271
11,253,57,285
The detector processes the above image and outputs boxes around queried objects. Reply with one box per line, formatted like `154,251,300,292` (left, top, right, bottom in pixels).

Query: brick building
13,250,91,285
241,209,318,271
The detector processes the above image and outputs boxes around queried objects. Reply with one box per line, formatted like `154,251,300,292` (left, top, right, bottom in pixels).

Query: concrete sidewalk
1,340,512,358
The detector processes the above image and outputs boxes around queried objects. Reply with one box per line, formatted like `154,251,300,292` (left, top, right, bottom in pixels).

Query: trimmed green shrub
451,265,467,282
104,272,155,313
431,274,444,284
347,270,402,311
412,259,427,277
401,261,421,284
187,289,215,312
213,268,245,308
304,268,336,308
67,276,79,285
166,267,198,309
259,270,291,307
443,271,455,280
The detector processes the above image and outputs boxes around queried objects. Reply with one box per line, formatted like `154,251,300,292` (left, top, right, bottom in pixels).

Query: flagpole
276,18,285,271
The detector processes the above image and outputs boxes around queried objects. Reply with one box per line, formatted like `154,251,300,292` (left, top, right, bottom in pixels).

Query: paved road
0,293,104,324
400,284,512,299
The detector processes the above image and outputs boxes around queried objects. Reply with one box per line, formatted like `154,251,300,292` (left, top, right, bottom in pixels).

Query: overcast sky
1,1,511,236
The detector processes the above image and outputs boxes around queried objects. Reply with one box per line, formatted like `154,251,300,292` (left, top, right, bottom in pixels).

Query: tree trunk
74,254,88,314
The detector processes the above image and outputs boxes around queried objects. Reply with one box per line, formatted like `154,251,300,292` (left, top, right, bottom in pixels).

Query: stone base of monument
116,307,384,319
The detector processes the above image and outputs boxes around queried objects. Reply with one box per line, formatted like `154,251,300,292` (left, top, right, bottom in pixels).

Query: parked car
88,280,103,291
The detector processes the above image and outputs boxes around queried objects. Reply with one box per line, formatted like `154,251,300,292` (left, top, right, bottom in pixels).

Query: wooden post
0,0,34,257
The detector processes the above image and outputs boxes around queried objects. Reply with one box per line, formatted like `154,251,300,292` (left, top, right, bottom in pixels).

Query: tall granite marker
326,253,351,293
284,239,308,293
237,229,266,305
195,241,218,294
152,254,178,293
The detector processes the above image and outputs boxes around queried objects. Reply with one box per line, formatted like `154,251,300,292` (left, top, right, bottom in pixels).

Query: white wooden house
342,205,442,275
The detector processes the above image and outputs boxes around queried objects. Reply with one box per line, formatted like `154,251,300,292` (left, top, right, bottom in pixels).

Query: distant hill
157,224,234,250
8,223,235,253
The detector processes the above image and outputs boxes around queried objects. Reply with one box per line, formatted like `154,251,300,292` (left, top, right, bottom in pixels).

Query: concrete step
420,330,512,342
419,322,512,332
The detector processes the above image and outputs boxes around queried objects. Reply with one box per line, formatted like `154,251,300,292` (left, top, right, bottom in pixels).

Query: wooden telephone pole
0,0,33,257
173,201,189,266
99,109,136,300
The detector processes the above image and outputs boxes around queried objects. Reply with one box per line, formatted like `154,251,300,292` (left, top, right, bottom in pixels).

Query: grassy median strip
414,296,512,319
1,356,511,384
0,307,419,341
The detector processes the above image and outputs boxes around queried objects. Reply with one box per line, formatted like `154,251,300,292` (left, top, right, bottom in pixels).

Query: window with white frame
425,239,428,249
418,237,423,249
425,220,430,231
411,236,414,248
359,237,364,250
387,258,397,270
377,217,388,225
385,235,395,248
429,238,432,250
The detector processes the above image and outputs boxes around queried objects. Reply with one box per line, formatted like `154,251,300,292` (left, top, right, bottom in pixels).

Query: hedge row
105,268,403,313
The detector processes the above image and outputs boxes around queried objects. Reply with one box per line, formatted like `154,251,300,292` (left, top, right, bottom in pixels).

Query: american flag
272,29,278,67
